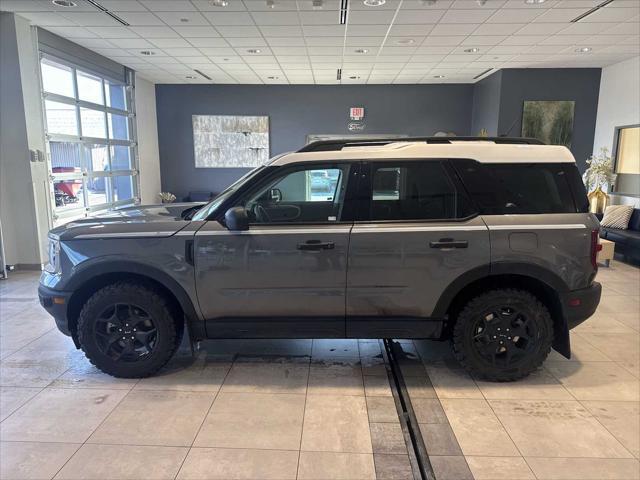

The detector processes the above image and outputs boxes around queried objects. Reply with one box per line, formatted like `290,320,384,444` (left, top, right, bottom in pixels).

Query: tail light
591,229,602,270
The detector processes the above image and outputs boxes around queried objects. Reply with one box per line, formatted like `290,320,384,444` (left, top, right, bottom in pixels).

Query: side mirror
270,188,282,203
224,206,249,231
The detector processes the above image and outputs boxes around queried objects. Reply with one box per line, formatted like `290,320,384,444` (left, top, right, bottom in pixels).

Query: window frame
39,54,139,224
355,159,478,224
227,161,361,226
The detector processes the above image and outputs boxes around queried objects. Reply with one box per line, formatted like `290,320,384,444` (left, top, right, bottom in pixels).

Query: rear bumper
38,284,73,336
561,282,602,330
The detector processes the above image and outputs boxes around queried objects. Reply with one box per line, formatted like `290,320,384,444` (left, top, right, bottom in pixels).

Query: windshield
192,165,266,221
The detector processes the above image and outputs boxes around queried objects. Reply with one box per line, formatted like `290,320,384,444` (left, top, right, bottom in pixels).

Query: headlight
45,236,60,273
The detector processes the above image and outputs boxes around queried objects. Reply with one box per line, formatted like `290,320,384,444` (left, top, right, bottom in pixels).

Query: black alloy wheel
94,303,158,362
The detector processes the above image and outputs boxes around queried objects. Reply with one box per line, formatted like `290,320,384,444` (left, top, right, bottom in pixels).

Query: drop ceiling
1,0,638,84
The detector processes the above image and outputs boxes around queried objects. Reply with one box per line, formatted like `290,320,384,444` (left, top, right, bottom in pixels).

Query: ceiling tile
515,22,566,35
346,36,386,46
601,21,639,36
582,6,640,23
430,23,479,35
271,46,310,55
191,0,248,10
440,9,496,24
500,35,544,45
421,35,466,45
97,1,148,12
526,44,569,54
18,12,76,26
155,11,210,26
299,11,339,24
187,37,230,47
246,0,300,11
348,10,397,25
472,23,526,35
259,25,303,36
534,8,586,22
203,11,255,25
250,11,301,25
162,47,208,56
109,38,155,48
216,25,262,36
267,36,307,45
539,34,589,45
488,45,530,54
90,26,139,38
461,35,507,45
302,25,346,36
349,24,397,36
199,47,238,55
394,10,446,25
43,26,99,38
558,22,618,35
226,37,268,46
126,26,177,38
140,1,196,12
58,12,123,26
113,12,165,26
486,8,544,23
172,26,220,37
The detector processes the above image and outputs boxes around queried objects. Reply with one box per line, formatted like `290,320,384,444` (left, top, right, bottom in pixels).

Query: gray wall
496,69,601,172
156,84,474,199
470,70,502,137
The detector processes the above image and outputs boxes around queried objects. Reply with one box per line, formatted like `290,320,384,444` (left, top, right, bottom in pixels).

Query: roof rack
297,136,545,153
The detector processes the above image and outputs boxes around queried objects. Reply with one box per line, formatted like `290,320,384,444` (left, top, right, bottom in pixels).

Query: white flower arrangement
158,192,176,203
583,147,616,192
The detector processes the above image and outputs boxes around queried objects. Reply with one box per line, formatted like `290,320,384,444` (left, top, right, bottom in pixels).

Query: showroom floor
0,263,638,480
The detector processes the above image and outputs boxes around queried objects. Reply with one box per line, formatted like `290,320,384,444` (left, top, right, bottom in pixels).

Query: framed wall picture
192,115,269,168
521,100,575,148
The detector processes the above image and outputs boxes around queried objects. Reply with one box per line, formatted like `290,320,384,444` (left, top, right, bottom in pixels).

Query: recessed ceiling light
52,0,77,6
209,0,229,6
524,0,546,3
433,75,445,78
464,47,480,53
363,0,386,6
575,46,592,53
180,18,189,22
349,75,360,79
267,76,279,79
185,75,196,79
246,49,261,54
312,0,324,9
476,0,487,5
139,50,155,56
267,0,276,8
421,0,437,5
396,38,416,45
355,48,369,54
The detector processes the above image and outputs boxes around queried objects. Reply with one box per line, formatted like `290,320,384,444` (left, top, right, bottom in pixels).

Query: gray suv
39,137,602,381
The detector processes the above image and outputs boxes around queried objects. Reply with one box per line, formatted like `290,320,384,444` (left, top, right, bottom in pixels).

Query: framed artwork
521,100,575,148
192,115,269,168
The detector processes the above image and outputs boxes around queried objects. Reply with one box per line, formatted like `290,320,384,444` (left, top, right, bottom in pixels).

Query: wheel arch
65,261,203,341
435,264,570,358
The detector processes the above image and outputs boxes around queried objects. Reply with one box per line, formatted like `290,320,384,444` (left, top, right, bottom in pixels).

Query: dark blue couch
599,208,640,263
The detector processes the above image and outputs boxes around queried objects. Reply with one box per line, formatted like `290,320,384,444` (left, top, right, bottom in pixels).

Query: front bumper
562,282,602,330
38,284,73,336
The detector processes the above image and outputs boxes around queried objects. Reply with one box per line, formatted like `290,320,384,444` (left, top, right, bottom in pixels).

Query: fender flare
65,259,202,327
433,262,571,358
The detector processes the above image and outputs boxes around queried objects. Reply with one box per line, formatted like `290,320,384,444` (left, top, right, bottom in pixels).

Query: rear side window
368,161,476,221
452,160,579,215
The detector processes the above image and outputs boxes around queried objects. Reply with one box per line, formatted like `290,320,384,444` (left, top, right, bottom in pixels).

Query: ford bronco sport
39,137,602,381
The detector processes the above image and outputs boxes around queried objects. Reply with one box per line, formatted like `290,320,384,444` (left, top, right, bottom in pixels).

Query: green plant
583,147,615,191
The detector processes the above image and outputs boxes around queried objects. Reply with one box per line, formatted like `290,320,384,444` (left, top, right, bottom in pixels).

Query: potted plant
583,147,615,214
158,192,176,204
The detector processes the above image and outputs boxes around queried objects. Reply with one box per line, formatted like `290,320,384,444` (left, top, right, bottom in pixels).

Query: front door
195,162,357,338
346,160,490,338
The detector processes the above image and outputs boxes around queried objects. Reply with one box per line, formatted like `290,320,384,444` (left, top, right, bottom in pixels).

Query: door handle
297,240,335,251
429,238,468,249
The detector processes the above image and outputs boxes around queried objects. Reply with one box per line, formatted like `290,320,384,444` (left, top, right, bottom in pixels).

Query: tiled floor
0,260,638,480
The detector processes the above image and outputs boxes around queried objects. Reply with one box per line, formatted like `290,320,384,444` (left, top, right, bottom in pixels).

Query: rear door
346,159,490,338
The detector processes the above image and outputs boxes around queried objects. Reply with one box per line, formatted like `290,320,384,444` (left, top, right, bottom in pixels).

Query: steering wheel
254,204,271,223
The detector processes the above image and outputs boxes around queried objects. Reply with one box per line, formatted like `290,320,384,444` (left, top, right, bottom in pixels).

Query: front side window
369,161,474,221
40,57,137,224
241,164,350,224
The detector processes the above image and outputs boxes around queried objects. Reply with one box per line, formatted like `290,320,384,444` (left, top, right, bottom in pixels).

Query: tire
452,289,553,382
77,282,178,378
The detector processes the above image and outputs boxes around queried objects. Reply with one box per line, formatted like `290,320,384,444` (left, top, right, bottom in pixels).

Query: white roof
272,141,576,166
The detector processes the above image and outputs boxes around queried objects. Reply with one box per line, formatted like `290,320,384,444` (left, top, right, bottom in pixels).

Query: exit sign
350,107,365,121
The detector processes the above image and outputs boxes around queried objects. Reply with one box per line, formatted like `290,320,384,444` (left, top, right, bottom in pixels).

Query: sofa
598,208,640,263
